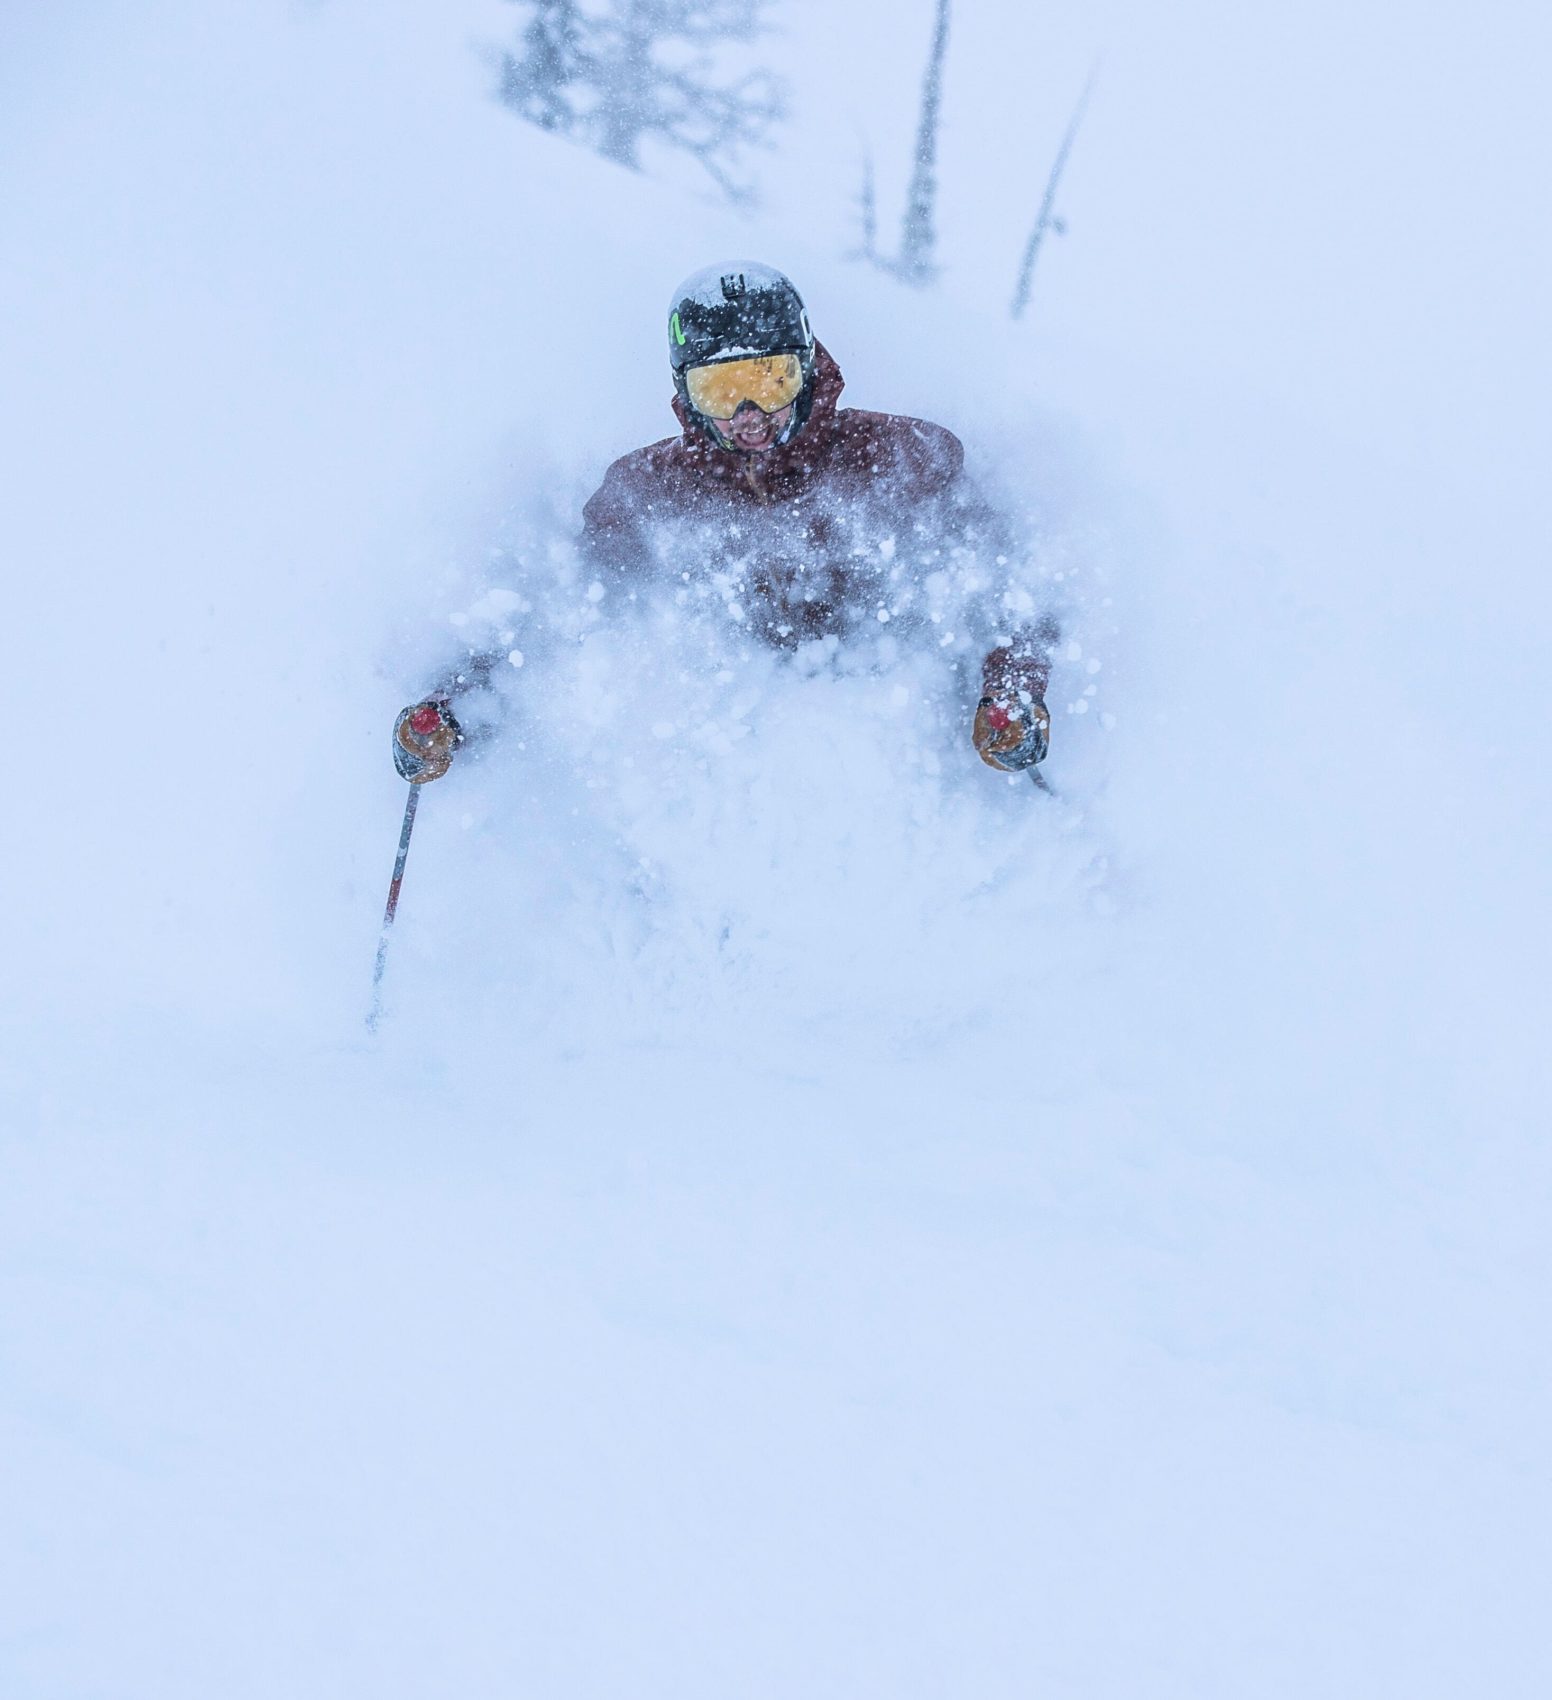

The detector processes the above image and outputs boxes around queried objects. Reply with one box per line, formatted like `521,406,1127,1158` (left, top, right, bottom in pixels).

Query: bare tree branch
496,0,785,201
1010,66,1097,321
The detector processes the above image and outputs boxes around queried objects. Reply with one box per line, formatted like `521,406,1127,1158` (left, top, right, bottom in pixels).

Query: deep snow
2,1,1549,1696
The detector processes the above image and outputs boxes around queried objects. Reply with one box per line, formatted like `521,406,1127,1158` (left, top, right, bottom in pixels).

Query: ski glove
974,694,1050,772
393,701,461,784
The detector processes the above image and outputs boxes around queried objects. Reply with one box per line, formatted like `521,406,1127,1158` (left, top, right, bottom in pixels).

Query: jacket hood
672,341,846,464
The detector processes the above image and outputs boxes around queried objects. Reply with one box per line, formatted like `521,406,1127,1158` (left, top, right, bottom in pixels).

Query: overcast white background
2,2,1548,1695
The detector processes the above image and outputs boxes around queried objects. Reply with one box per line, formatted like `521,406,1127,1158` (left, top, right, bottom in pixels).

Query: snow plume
394,473,1117,1051
587,473,1024,652
398,626,1102,1049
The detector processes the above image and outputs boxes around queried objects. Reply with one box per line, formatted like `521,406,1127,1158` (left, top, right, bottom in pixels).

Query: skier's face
714,399,795,455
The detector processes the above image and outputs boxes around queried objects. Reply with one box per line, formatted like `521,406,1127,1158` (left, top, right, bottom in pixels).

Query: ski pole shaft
367,782,420,1032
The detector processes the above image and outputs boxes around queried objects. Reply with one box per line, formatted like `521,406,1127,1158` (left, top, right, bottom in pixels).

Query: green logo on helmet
671,311,687,347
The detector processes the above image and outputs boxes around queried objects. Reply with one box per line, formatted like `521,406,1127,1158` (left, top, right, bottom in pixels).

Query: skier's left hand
974,694,1050,771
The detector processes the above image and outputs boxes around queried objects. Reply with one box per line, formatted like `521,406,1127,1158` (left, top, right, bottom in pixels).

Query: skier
394,262,1054,784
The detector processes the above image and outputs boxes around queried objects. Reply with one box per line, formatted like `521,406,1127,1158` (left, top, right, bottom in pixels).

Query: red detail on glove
985,704,1011,731
409,705,442,736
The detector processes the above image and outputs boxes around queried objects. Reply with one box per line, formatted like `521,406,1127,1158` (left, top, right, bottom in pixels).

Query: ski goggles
684,353,804,420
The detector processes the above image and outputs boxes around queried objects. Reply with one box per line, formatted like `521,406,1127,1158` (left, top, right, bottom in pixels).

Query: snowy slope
2,1,1549,1696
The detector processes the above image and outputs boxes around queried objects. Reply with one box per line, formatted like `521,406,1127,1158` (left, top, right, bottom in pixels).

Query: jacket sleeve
983,616,1060,701
891,419,1013,552
580,453,655,579
900,420,1060,694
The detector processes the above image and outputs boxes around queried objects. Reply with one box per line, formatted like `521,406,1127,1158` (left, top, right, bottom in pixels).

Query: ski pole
366,781,420,1032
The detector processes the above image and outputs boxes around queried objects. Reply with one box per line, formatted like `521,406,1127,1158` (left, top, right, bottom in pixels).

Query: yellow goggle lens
685,354,804,420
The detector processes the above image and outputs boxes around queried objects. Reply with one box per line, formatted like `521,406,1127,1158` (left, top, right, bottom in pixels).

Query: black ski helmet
668,262,817,446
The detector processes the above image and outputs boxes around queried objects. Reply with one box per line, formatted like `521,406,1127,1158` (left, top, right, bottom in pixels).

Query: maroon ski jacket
580,344,1050,694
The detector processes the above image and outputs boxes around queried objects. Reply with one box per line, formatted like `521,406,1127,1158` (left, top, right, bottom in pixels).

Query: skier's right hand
393,700,461,784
